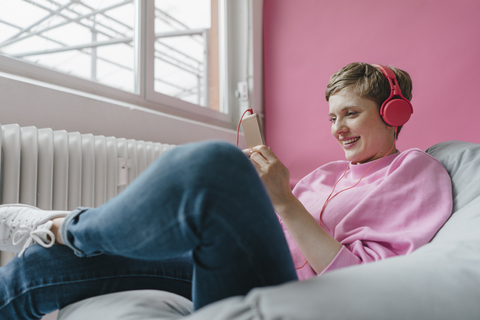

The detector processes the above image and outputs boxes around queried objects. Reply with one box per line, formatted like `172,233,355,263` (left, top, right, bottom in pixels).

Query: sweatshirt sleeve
319,150,453,275
319,246,362,275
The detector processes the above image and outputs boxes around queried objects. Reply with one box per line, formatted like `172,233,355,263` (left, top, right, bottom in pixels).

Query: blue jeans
0,141,298,319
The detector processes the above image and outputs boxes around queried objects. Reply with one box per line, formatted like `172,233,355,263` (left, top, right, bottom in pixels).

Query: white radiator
0,123,175,266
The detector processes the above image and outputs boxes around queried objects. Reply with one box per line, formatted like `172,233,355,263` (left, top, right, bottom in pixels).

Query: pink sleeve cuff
319,245,362,275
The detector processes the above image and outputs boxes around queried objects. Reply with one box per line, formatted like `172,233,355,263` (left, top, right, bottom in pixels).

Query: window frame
143,0,229,123
0,0,260,129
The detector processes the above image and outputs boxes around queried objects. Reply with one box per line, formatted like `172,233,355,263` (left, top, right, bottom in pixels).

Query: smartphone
241,113,265,148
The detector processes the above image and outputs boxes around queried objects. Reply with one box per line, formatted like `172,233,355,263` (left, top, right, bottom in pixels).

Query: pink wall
263,0,480,186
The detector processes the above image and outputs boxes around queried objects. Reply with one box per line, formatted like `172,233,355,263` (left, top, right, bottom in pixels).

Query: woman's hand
243,145,296,215
244,145,342,274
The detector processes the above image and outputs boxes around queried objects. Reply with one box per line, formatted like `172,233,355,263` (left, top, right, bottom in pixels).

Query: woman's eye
329,117,336,123
347,111,357,116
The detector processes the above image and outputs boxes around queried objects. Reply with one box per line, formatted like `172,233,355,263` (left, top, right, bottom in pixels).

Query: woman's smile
340,136,360,148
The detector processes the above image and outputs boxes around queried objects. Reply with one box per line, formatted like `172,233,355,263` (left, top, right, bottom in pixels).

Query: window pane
154,0,220,111
0,0,136,93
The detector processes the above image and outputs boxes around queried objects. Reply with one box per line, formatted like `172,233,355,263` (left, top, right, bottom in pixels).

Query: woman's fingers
251,145,277,162
247,146,292,210
242,147,263,172
244,146,282,179
242,148,253,158
250,151,268,167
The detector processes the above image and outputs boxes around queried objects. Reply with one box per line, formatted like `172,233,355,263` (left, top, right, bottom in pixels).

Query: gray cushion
57,290,193,320
427,140,480,212
59,141,480,320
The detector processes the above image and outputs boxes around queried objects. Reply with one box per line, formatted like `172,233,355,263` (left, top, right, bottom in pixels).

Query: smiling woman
244,62,451,281
328,87,397,164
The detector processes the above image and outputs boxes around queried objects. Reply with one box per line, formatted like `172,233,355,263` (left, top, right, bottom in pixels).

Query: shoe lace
1,209,56,257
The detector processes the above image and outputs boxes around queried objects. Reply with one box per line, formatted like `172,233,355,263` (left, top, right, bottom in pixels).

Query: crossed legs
1,141,297,319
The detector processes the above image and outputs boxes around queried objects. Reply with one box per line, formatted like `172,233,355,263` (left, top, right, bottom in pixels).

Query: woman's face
328,86,396,164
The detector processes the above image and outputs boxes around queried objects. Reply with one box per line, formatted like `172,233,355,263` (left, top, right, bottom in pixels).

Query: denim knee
163,140,256,187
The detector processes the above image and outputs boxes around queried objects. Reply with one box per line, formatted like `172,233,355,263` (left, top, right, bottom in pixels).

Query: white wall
0,72,239,145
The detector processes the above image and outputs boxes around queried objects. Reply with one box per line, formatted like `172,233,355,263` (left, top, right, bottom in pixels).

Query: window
0,0,246,125
0,0,137,93
145,0,227,121
154,0,213,108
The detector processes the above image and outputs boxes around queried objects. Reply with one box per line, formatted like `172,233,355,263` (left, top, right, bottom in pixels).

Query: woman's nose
332,119,349,136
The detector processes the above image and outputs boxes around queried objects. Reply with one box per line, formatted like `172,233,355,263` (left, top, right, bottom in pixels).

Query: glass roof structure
0,0,211,105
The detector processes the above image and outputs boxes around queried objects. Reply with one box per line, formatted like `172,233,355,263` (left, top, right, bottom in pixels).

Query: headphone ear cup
381,99,412,127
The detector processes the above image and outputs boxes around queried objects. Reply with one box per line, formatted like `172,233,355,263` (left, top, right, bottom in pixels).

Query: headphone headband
371,64,413,127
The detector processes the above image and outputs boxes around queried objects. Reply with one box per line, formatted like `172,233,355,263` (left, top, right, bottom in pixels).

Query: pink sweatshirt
281,148,453,281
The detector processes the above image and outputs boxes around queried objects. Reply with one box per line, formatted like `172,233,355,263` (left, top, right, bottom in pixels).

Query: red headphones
372,64,413,127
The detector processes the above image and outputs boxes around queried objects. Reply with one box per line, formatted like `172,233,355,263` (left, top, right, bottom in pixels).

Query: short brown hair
325,62,412,136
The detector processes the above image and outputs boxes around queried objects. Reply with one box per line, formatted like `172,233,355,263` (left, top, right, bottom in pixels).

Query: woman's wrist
274,195,304,220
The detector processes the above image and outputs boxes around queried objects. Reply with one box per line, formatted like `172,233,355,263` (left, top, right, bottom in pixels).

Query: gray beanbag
59,141,480,320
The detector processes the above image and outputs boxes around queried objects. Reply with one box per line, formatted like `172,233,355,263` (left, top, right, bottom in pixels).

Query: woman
250,63,452,280
0,62,452,319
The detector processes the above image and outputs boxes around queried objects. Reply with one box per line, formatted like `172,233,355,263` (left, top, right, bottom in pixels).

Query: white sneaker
0,204,69,257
